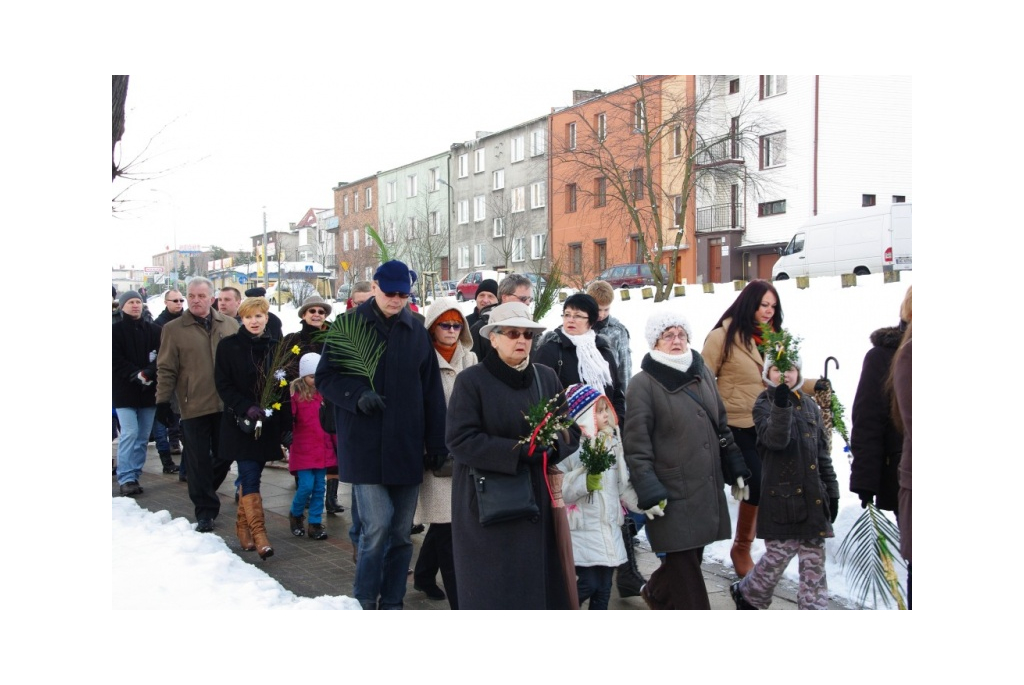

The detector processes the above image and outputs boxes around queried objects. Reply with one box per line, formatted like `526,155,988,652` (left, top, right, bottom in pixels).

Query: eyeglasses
166,299,184,303
437,322,462,331
659,331,688,342
383,291,410,299
562,313,589,321
496,329,535,340
515,295,533,304
305,308,326,315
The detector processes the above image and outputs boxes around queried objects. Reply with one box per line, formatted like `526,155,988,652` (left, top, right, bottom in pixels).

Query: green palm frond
364,224,390,264
321,311,386,392
532,261,564,323
836,504,907,609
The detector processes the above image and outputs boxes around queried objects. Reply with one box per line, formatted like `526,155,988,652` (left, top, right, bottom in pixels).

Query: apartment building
332,175,379,286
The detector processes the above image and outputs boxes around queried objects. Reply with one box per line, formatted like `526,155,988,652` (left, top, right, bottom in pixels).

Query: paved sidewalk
112,441,846,609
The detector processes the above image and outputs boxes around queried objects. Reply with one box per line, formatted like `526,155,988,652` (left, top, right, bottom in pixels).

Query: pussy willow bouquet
758,323,802,376
320,312,386,392
253,342,302,439
517,393,575,458
579,434,615,493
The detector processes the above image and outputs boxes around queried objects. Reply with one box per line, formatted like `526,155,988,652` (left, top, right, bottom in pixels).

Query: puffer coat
288,390,337,473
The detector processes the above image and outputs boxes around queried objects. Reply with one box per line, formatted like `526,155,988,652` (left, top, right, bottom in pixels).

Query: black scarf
483,348,534,390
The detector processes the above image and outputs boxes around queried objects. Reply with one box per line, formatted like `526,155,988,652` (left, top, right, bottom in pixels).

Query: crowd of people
113,267,913,610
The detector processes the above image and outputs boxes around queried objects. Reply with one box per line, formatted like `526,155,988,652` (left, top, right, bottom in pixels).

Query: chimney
573,89,604,105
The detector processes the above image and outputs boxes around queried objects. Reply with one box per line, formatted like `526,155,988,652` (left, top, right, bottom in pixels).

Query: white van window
783,233,805,255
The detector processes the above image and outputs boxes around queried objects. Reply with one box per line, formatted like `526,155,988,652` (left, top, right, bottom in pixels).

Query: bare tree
487,194,533,272
551,75,776,300
400,192,451,300
113,76,129,181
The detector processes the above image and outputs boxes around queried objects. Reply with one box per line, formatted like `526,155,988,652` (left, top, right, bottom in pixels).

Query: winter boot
241,493,274,560
236,505,256,551
169,440,182,455
307,522,328,540
325,477,345,514
730,502,758,578
158,450,180,474
616,518,647,598
289,513,306,537
730,581,758,610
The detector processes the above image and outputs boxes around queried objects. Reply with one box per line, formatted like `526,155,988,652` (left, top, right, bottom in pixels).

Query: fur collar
869,325,904,350
640,350,706,392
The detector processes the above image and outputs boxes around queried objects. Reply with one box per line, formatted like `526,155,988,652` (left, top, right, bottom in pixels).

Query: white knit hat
644,309,694,349
762,352,803,388
299,352,321,378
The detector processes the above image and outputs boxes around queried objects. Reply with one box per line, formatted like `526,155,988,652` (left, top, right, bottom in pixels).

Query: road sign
145,266,164,273
238,275,248,283
305,265,314,273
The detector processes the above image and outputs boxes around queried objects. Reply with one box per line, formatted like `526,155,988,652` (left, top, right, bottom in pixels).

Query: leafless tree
487,194,533,272
113,76,129,181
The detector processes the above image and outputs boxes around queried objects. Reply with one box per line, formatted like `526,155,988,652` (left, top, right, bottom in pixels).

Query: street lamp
150,188,178,289
436,176,454,281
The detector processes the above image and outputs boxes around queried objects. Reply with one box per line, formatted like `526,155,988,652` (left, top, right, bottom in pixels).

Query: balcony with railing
694,138,744,168
696,203,744,233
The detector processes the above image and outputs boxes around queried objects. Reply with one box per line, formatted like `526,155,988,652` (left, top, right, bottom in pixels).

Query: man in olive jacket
156,277,240,532
316,260,447,610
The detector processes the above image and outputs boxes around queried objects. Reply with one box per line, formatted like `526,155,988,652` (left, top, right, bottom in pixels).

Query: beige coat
156,310,240,420
701,319,766,429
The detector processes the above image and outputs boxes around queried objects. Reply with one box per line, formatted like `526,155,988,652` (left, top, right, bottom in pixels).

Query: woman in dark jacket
849,286,912,514
215,296,293,559
447,302,580,609
112,290,163,496
532,293,625,421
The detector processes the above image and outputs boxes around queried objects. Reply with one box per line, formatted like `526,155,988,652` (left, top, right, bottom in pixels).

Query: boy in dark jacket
731,352,840,610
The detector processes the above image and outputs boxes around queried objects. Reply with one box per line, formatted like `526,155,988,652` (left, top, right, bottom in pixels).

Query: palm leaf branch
364,224,390,264
836,504,907,609
321,311,386,392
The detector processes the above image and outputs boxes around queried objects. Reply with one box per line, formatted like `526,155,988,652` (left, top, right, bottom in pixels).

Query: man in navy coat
316,260,447,610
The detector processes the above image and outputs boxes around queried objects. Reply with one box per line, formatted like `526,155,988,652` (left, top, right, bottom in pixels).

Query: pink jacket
288,391,338,473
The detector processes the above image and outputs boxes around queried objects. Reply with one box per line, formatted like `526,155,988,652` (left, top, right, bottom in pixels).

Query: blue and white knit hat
566,383,605,422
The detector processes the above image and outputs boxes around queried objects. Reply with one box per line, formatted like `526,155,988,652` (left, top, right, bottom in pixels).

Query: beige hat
479,301,546,338
298,294,332,318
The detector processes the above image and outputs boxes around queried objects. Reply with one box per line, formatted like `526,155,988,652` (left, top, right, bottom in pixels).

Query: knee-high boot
616,518,646,598
241,493,274,560
325,476,345,514
236,504,256,552
731,501,758,578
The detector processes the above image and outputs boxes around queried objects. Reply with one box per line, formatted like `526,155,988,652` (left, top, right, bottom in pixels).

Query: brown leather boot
241,493,274,560
236,505,256,552
730,501,758,577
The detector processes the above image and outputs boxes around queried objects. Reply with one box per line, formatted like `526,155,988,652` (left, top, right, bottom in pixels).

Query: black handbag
471,465,539,526
235,411,258,435
319,398,336,434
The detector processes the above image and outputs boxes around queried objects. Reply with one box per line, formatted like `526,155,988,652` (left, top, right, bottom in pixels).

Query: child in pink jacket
288,353,338,540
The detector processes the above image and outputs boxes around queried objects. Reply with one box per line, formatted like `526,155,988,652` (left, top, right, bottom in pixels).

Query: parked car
455,270,502,301
265,283,292,305
441,280,457,297
594,263,666,289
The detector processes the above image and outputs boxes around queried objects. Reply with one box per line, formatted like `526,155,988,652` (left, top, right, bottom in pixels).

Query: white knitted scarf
649,348,694,375
564,329,614,389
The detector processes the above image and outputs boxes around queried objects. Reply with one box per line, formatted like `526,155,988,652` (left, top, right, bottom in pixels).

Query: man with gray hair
347,280,372,310
156,277,240,532
470,273,533,360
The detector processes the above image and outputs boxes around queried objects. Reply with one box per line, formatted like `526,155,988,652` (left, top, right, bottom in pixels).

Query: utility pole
262,206,269,290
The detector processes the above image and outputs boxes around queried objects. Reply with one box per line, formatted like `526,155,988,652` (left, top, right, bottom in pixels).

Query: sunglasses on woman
437,322,462,331
497,329,535,340
306,308,326,315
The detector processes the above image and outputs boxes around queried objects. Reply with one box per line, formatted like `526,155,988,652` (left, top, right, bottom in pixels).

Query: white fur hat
299,352,321,378
644,309,694,349
762,352,803,388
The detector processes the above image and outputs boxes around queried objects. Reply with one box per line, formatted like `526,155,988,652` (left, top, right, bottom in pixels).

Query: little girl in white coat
559,383,664,609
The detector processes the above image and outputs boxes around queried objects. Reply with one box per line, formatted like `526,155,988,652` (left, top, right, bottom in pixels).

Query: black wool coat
112,316,162,408
447,351,581,609
281,321,328,381
215,331,293,463
532,327,626,421
849,325,904,512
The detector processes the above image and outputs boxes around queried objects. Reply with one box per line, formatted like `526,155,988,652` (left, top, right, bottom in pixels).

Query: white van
772,204,912,280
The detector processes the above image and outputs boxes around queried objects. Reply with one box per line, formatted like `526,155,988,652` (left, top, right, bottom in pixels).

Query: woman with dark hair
701,279,785,577
532,293,625,421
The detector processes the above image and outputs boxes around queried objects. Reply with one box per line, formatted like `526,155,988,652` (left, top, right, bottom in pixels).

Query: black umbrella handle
823,356,839,379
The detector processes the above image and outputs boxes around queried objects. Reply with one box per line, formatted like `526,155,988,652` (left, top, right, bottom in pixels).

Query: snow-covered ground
114,271,913,610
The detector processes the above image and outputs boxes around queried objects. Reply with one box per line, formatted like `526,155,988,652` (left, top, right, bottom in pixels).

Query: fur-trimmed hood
869,324,905,350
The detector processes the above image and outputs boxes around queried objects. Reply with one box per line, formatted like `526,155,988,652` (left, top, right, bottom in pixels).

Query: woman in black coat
215,296,293,559
447,302,580,609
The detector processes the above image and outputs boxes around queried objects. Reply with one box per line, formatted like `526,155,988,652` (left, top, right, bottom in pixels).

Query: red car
455,270,500,302
595,263,667,288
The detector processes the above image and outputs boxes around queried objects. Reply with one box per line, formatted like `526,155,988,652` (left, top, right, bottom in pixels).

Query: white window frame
761,131,787,169
474,243,487,267
493,217,505,238
406,217,417,239
673,125,683,157
353,228,360,250
458,154,469,178
475,149,486,173
492,169,505,190
511,237,525,263
634,100,646,132
531,130,545,156
596,113,607,142
406,174,418,198
763,75,788,98
342,231,349,250
531,233,546,260
385,220,397,244
530,181,546,209
511,136,524,163
458,246,470,269
473,195,486,222
673,195,683,227
343,196,349,216
365,266,373,281
429,211,440,235
365,187,373,209
568,122,576,150
511,186,525,213
457,199,469,225
365,229,373,247
386,181,396,204
429,167,440,192
354,192,360,212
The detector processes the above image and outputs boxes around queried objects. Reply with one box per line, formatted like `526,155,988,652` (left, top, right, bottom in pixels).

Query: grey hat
298,294,332,318
118,290,142,310
479,301,546,338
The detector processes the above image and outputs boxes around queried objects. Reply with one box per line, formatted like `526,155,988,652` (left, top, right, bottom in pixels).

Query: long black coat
215,331,293,463
112,316,162,408
281,321,327,381
315,300,447,485
447,352,581,609
849,325,904,511
532,327,626,421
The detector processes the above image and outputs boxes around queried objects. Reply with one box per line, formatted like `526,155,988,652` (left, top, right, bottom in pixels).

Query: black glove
519,443,543,465
423,453,447,471
281,431,293,447
246,406,263,421
774,383,791,407
829,497,840,524
155,403,174,427
858,492,874,509
357,390,387,415
814,377,832,393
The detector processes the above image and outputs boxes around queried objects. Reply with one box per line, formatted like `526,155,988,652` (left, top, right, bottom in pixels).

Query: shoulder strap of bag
681,383,728,449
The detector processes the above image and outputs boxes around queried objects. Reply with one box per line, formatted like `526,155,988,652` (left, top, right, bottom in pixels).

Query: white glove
135,372,153,386
731,476,750,502
148,350,157,362
644,500,666,519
